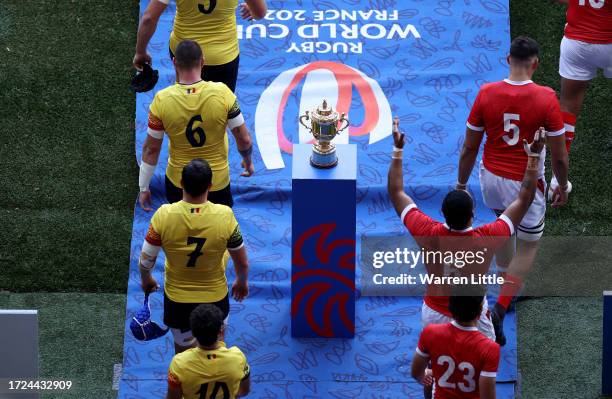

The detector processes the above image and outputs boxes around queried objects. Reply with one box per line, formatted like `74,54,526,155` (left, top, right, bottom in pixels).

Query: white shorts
559,36,612,81
170,315,229,346
421,301,495,341
479,164,545,242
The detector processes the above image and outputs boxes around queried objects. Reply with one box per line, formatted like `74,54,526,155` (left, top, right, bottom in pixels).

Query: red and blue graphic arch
255,61,392,170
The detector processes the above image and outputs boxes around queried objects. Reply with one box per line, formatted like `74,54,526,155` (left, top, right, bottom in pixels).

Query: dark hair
182,158,212,197
190,304,224,346
441,190,474,231
448,285,486,323
509,36,539,62
175,40,203,69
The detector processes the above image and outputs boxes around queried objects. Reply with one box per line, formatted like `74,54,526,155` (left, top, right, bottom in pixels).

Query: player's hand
551,185,569,208
421,368,434,386
232,279,249,302
141,274,159,294
392,116,405,149
241,160,255,177
133,52,152,70
240,3,254,20
523,127,546,156
139,190,153,212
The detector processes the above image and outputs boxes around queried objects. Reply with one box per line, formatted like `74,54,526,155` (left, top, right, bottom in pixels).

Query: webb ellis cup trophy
299,100,350,168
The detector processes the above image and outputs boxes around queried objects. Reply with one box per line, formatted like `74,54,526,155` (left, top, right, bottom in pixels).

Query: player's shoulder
528,82,557,98
478,80,504,94
423,322,449,337
153,84,177,102
204,81,232,95
207,201,235,217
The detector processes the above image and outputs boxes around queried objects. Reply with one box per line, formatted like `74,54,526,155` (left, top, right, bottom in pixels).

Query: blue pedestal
291,144,357,338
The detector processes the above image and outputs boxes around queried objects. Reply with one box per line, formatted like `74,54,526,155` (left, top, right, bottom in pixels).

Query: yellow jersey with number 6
148,200,244,303
169,0,239,66
168,343,250,399
148,80,240,192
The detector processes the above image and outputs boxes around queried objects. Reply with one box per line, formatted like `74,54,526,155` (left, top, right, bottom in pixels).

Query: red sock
562,111,576,153
497,275,523,310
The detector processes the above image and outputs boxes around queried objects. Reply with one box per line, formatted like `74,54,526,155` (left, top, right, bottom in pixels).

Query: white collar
443,223,474,233
451,321,478,332
503,78,533,86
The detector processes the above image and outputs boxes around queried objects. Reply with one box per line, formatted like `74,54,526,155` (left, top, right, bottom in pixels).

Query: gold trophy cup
299,100,350,168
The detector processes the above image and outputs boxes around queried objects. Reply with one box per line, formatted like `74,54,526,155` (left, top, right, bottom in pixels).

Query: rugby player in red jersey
456,36,570,345
412,286,499,399
552,0,612,193
388,118,544,346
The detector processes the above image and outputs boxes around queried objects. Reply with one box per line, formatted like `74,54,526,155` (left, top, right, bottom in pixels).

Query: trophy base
310,156,338,169
310,148,338,169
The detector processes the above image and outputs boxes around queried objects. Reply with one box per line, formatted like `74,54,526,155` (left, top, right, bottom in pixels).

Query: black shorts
164,175,234,207
163,292,230,331
169,48,239,92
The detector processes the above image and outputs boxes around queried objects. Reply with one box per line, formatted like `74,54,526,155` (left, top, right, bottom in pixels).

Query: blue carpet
120,0,516,397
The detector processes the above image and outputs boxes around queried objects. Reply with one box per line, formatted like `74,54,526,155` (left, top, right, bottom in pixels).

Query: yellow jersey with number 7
148,80,240,192
147,200,244,303
169,0,239,66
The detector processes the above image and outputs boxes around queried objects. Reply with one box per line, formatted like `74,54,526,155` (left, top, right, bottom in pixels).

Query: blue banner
120,0,516,397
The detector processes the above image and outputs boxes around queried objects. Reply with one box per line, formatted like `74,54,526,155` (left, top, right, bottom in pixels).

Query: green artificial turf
0,0,138,293
0,292,126,399
0,0,610,398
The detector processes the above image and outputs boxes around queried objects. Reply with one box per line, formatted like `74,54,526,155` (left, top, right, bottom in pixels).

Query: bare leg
560,77,590,117
494,234,516,278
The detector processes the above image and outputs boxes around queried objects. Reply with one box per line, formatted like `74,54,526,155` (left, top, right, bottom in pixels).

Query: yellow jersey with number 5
148,80,240,192
148,200,244,303
168,343,250,399
169,0,239,66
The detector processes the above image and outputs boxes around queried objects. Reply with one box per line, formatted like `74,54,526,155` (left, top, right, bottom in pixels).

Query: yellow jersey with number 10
149,80,239,192
148,200,243,303
168,343,250,399
169,0,239,66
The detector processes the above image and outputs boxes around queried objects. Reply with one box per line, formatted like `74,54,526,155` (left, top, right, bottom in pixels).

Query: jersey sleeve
544,92,565,137
226,210,244,251
241,352,251,380
167,358,182,388
466,89,485,132
480,342,501,378
416,325,432,358
148,94,165,136
148,207,164,242
478,215,514,237
401,204,440,237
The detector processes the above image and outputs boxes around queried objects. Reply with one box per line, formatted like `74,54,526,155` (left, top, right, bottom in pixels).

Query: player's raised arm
387,117,415,216
457,127,485,190
133,0,167,69
501,127,546,228
240,0,268,21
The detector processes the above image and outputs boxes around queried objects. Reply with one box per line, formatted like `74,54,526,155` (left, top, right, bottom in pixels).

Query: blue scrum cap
130,293,169,341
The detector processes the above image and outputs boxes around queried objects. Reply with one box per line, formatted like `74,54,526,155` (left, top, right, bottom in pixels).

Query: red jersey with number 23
417,321,500,399
565,0,612,44
467,79,565,181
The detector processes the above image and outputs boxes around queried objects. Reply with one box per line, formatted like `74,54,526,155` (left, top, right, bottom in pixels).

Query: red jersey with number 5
417,321,500,399
565,0,612,44
467,79,565,181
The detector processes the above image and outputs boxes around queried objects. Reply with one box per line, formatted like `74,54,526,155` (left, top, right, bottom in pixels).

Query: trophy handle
337,114,350,134
299,111,311,132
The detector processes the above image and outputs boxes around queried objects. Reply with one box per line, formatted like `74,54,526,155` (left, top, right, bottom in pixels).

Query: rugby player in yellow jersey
138,40,253,209
166,304,250,399
138,159,249,354
133,0,268,92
